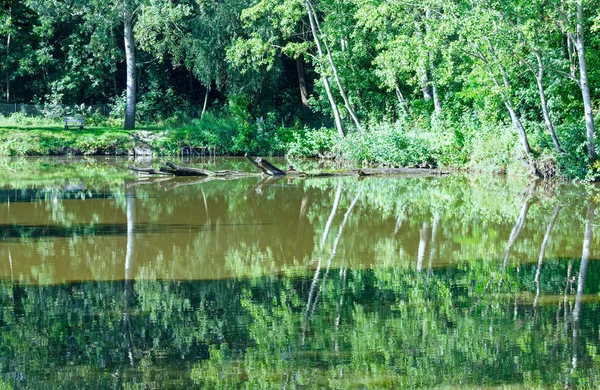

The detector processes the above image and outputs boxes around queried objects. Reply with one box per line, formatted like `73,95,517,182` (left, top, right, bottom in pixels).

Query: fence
0,104,111,118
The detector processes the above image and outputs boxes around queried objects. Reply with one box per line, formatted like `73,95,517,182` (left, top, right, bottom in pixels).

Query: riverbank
0,114,591,180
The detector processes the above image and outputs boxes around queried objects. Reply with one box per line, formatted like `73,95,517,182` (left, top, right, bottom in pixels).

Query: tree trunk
432,82,442,117
572,2,596,160
395,87,411,117
307,1,360,129
533,50,563,153
201,85,209,119
296,56,310,111
482,56,531,156
505,101,532,155
5,33,10,103
421,70,433,101
304,1,344,137
123,5,136,130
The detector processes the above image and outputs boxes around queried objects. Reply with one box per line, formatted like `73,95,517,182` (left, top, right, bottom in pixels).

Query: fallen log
246,155,286,176
126,165,170,175
165,162,210,176
128,157,451,180
353,167,449,176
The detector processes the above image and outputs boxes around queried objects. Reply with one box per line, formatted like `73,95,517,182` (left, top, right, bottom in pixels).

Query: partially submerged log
126,165,170,175
245,155,286,175
127,157,450,179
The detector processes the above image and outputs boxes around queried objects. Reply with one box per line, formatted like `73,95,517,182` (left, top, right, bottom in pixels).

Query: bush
338,123,438,167
286,127,339,158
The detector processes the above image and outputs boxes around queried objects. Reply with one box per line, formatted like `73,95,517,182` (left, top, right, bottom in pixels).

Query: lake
0,156,598,389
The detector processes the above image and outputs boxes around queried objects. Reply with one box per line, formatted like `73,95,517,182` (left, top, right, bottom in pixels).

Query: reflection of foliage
2,159,600,387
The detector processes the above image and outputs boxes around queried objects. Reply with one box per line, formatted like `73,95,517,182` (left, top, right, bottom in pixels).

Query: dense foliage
2,0,600,177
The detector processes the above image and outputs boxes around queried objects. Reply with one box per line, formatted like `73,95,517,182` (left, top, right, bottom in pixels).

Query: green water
0,157,599,389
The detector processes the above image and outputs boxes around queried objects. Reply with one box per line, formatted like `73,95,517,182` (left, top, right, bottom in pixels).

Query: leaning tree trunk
123,3,136,130
533,50,563,153
201,84,209,119
304,1,344,137
481,53,531,156
307,1,361,130
571,2,596,160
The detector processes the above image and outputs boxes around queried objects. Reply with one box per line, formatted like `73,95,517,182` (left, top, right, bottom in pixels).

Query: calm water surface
0,157,599,389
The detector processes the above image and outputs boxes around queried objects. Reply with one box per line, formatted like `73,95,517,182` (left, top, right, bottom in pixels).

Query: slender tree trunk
123,4,136,130
296,56,310,111
533,50,563,153
571,2,596,160
5,33,10,103
481,41,532,156
421,69,433,101
424,8,442,117
307,1,361,129
201,85,209,120
304,1,344,137
504,101,532,155
432,82,442,117
481,56,531,156
395,87,410,117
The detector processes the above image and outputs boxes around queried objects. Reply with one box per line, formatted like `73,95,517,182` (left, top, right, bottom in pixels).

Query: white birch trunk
124,4,137,130
572,2,596,159
533,50,563,153
304,1,344,137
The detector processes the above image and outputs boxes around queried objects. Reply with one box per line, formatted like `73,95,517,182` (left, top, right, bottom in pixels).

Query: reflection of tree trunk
534,205,561,309
296,195,310,247
311,190,360,315
427,214,441,278
321,183,342,249
305,183,342,322
124,181,135,367
394,212,404,235
499,184,535,287
572,203,595,373
334,267,347,354
417,222,429,272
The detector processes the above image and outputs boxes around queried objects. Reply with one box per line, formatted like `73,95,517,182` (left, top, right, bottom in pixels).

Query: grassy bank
0,112,596,180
